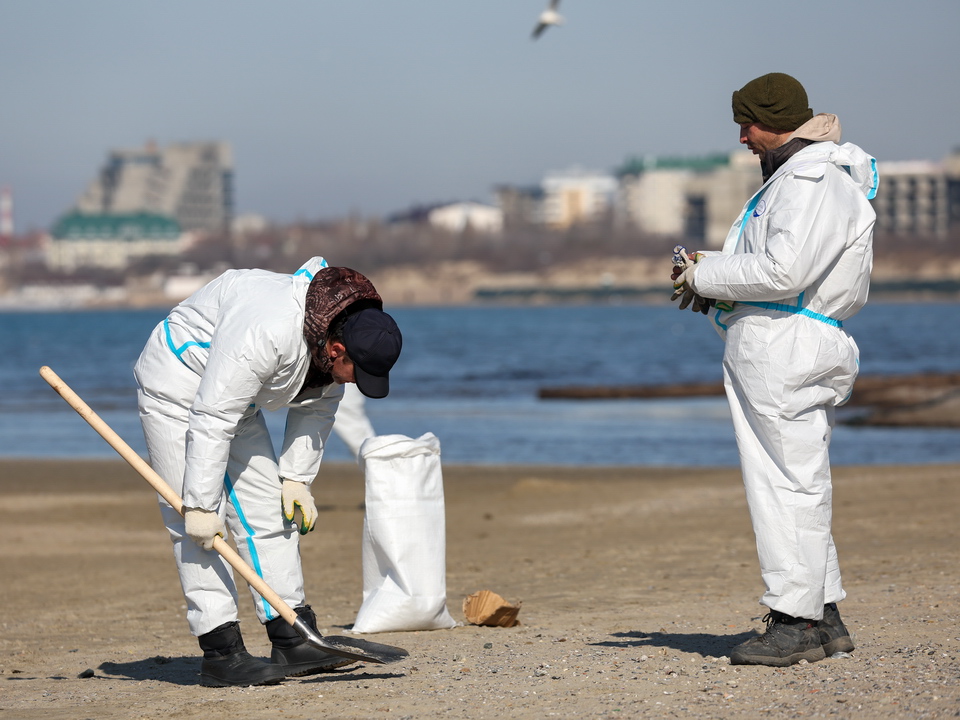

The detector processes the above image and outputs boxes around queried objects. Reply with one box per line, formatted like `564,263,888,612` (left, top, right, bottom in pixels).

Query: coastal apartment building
76,140,233,233
539,167,619,230
45,211,189,272
494,167,618,232
873,153,960,238
615,151,761,248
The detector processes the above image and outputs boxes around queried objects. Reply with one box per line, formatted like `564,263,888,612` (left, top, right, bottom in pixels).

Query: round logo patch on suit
753,200,767,218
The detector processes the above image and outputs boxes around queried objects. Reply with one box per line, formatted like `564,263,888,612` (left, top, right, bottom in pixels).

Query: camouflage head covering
301,266,382,388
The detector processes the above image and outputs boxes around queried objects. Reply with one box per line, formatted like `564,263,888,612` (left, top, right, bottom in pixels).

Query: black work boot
730,610,827,667
198,621,286,687
819,602,855,656
266,605,357,677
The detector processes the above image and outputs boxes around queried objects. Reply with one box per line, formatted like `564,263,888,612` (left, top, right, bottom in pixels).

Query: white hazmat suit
688,114,878,621
134,257,343,635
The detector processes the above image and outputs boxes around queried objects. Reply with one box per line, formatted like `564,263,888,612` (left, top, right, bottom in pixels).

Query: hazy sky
2,0,957,232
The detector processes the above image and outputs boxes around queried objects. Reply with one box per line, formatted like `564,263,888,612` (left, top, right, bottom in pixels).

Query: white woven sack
352,432,457,633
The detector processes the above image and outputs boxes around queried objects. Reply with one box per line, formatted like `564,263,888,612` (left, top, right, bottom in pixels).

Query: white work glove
281,479,318,535
183,507,225,551
670,246,712,315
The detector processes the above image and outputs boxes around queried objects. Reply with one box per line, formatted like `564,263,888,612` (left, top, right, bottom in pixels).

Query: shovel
39,365,408,666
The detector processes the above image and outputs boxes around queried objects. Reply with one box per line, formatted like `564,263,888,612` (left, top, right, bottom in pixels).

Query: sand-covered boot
819,602,855,656
266,605,357,677
198,621,286,687
730,610,826,667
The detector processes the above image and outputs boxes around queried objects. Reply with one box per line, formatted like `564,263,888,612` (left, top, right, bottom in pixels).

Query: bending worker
133,257,402,687
671,72,878,667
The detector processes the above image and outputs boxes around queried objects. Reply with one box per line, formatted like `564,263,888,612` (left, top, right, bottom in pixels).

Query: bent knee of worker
228,521,295,548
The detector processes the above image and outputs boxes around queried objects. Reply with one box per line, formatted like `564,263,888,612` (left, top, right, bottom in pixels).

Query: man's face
325,340,357,384
739,122,789,158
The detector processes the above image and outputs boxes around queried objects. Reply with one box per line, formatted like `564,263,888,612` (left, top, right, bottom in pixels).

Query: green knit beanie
732,72,813,131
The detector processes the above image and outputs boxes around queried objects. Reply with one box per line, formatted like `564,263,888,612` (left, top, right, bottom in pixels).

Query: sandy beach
1,458,958,719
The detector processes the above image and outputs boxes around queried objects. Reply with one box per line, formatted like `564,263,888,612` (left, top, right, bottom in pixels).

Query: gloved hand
183,507,225,550
281,479,318,535
670,246,712,315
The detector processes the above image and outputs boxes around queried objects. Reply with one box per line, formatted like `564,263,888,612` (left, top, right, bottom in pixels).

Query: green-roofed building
52,211,181,240
46,211,187,272
614,153,734,178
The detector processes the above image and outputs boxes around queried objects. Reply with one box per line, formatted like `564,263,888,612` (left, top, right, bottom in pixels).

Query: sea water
1,302,958,467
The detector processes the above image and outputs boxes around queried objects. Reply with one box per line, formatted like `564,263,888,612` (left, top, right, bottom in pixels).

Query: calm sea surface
1,302,959,467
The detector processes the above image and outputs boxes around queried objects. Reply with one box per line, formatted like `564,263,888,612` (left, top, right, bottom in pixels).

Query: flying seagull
532,0,564,40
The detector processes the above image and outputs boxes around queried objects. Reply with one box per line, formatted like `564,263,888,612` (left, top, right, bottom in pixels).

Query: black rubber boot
819,602,855,656
198,621,286,687
730,610,827,667
266,605,357,677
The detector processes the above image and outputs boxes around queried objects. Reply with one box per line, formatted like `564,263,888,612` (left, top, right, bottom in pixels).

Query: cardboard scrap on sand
463,590,521,627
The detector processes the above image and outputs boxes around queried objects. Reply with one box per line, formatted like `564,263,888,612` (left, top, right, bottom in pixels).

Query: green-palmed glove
281,479,318,535
183,507,225,551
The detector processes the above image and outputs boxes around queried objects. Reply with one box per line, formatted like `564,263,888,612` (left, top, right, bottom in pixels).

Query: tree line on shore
2,217,958,293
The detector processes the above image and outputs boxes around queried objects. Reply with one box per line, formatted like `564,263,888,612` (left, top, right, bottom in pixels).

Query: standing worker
670,73,878,666
134,257,402,686
332,383,377,460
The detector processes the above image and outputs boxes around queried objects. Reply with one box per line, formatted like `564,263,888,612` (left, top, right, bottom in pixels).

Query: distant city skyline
2,0,957,232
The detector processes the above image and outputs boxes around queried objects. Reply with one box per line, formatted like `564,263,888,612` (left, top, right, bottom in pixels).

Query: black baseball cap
341,308,402,399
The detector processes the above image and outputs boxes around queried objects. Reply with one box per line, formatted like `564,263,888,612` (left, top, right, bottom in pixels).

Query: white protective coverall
134,256,343,636
688,114,878,621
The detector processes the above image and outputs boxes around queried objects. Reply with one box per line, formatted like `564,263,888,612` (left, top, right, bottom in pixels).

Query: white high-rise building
540,167,618,229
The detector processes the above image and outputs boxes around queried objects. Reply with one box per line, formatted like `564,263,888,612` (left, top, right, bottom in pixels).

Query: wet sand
1,458,958,719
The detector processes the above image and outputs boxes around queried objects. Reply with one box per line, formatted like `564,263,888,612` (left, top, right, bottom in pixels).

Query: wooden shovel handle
38,365,299,627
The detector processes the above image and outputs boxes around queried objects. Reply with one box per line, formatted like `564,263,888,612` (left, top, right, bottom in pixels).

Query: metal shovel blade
294,617,409,665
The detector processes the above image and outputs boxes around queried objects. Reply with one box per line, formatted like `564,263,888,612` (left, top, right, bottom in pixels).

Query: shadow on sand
593,629,757,658
97,656,402,686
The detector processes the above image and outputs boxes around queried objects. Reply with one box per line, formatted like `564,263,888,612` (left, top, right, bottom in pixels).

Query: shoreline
1,458,958,718
1,288,957,313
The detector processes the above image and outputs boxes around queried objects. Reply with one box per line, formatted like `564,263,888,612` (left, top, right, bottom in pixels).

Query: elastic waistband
736,300,843,328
